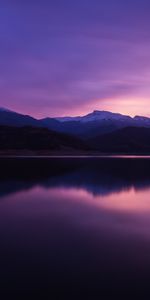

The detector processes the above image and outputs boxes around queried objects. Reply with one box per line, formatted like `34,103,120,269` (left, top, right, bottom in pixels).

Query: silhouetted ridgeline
1,108,150,139
1,125,150,154
88,127,150,153
0,126,88,153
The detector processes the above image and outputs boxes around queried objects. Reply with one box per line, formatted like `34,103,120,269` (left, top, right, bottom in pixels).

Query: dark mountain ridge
1,108,150,154
89,126,150,153
1,107,150,139
0,125,88,152
0,109,42,127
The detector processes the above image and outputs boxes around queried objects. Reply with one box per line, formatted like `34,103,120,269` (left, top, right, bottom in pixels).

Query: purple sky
1,0,150,118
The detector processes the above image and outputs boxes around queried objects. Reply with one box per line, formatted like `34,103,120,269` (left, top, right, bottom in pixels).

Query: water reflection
1,157,150,198
1,157,150,298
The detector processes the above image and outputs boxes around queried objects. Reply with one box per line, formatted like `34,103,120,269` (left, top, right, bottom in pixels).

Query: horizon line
1,106,150,120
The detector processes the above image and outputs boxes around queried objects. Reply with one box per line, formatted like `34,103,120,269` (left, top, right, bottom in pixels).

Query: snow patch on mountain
56,110,132,123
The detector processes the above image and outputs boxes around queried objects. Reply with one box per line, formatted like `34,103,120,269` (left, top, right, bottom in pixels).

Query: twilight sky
1,0,150,118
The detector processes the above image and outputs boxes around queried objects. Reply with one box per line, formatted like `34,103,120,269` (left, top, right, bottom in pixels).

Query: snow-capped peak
80,110,132,123
55,110,132,123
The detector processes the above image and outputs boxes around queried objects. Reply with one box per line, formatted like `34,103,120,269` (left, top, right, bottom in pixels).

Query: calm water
1,157,150,298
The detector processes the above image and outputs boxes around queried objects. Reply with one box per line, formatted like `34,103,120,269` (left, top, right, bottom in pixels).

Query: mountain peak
93,110,102,114
82,110,132,123
92,110,110,114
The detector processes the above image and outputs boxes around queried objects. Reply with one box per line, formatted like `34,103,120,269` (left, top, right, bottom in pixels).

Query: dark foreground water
1,157,150,299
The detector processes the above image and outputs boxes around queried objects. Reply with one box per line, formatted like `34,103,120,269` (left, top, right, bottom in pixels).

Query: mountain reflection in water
1,157,150,198
1,157,150,298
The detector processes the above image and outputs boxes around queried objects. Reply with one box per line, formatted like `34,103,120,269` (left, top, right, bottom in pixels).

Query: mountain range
1,107,150,154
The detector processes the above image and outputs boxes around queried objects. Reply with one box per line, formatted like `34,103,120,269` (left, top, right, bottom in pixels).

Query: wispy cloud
0,0,150,117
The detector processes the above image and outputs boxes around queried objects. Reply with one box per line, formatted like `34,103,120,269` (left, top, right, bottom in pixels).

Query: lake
1,157,150,298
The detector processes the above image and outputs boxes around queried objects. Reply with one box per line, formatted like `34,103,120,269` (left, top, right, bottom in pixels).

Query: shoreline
0,150,150,158
1,154,150,159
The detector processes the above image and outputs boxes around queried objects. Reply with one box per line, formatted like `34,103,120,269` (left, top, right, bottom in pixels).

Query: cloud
0,0,150,117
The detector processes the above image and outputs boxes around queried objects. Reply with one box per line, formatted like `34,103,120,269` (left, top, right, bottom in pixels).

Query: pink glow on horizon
4,96,150,119
1,1,150,118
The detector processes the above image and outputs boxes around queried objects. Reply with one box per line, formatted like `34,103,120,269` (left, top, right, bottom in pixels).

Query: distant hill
0,126,88,152
0,108,42,127
1,107,150,139
89,127,150,153
1,125,150,154
40,110,135,138
44,110,150,139
1,108,150,154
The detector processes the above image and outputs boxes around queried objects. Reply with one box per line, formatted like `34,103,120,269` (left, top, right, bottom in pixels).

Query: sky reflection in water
1,157,150,298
